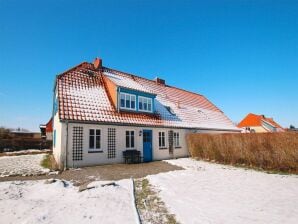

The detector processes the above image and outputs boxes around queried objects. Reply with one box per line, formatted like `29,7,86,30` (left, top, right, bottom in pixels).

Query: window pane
131,96,136,109
126,95,130,108
121,99,125,107
96,129,100,136
90,129,94,135
131,135,134,148
159,136,161,147
131,131,134,148
139,100,143,110
96,136,100,149
144,101,147,110
126,135,130,148
89,135,94,148
148,101,152,111
131,100,135,109
120,94,125,107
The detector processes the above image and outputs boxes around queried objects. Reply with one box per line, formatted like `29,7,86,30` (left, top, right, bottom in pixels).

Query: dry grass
40,154,59,171
187,133,298,174
135,178,179,224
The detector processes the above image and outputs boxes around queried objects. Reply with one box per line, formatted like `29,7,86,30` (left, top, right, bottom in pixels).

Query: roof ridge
103,66,206,97
58,62,90,78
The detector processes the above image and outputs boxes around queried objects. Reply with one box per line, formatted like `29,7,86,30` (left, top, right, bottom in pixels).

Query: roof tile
57,62,238,130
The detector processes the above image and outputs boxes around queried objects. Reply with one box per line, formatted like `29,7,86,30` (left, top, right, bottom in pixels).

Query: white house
52,58,239,169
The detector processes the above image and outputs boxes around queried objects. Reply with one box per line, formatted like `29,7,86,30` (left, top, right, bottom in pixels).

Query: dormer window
120,93,136,110
118,88,155,113
138,96,152,112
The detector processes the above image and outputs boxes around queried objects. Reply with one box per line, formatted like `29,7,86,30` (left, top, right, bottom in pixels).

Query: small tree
290,125,296,129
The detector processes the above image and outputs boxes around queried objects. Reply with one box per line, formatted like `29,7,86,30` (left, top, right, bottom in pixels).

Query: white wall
52,90,67,169
65,123,190,168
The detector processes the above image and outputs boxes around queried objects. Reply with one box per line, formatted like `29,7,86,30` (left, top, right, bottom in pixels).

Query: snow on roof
103,69,154,95
56,62,239,131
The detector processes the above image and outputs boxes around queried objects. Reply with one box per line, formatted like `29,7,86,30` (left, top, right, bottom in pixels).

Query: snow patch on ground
0,179,137,224
0,154,50,177
148,158,298,224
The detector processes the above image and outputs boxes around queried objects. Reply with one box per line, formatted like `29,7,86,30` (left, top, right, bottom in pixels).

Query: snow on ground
0,179,137,224
148,158,298,224
0,154,49,177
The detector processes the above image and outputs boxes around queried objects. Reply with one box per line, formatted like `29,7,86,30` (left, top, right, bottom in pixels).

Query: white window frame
138,96,153,112
158,131,166,149
125,130,135,149
120,93,136,110
89,129,102,152
173,132,180,148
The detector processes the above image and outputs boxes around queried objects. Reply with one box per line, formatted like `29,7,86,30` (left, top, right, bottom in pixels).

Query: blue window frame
138,96,152,112
54,97,58,115
53,130,56,147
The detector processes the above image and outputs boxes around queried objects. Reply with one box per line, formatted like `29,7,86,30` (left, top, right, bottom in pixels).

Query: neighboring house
52,58,240,169
10,129,41,139
39,118,53,140
286,126,298,132
238,113,285,133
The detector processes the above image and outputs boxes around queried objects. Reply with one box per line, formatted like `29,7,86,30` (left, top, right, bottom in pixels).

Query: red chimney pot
93,58,102,70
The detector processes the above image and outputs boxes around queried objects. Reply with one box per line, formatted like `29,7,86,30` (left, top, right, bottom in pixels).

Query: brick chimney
93,58,102,70
154,77,165,85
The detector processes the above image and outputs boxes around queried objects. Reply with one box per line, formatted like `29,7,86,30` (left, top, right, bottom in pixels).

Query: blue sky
0,0,297,131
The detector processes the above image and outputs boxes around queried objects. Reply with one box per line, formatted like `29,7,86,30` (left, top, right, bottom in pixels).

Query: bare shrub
187,133,298,173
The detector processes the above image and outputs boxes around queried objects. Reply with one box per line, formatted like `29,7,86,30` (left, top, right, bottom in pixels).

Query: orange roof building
238,113,284,133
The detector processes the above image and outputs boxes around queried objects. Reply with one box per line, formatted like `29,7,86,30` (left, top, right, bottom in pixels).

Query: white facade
60,123,189,168
53,120,238,169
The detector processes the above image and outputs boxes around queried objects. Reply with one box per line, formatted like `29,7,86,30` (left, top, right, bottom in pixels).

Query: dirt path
0,161,183,186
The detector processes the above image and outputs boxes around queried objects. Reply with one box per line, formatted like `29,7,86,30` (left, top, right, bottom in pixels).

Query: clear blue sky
0,0,297,131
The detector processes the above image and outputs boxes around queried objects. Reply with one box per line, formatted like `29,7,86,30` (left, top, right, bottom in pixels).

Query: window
158,131,166,148
120,93,136,110
139,96,152,112
54,97,58,115
53,130,56,147
126,130,135,148
166,106,175,115
89,129,101,151
173,132,180,148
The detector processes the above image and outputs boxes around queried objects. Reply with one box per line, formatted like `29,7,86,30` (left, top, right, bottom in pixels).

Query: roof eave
60,119,240,132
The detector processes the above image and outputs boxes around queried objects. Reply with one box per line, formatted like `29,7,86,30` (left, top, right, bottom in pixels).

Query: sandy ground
148,158,298,224
0,161,183,185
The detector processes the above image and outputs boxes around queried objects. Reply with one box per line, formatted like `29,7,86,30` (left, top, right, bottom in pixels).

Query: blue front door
143,130,152,162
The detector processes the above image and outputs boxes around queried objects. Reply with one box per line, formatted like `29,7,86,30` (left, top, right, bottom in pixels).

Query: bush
0,138,52,152
187,133,298,173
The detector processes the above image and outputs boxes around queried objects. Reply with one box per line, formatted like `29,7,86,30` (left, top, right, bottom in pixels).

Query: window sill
88,150,103,153
175,146,182,149
159,147,168,150
120,107,137,111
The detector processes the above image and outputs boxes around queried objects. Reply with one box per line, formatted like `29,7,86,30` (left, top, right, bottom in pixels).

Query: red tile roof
46,118,53,132
238,113,284,130
56,61,238,131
